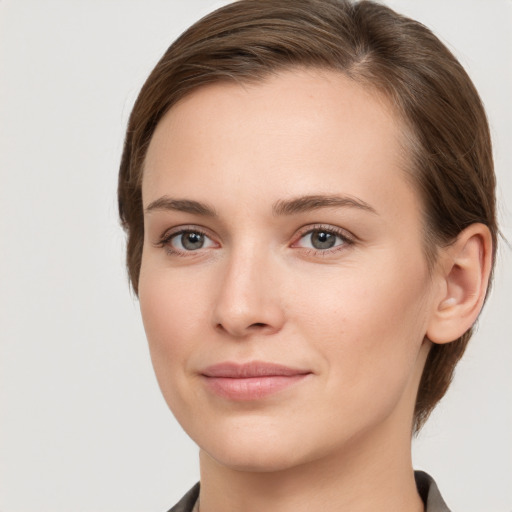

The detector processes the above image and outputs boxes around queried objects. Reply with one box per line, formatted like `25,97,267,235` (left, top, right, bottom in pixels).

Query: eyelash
292,224,354,256
155,224,355,257
156,226,216,257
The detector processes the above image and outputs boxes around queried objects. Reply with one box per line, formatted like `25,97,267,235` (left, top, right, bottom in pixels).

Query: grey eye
309,230,337,249
171,231,208,251
182,232,204,250
295,227,349,251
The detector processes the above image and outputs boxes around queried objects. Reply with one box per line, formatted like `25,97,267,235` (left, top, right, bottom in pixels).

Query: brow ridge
272,194,377,216
145,196,217,217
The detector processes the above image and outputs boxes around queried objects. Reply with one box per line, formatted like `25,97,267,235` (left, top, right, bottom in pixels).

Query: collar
168,471,451,512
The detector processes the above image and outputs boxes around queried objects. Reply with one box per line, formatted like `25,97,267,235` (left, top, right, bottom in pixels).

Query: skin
138,68,490,512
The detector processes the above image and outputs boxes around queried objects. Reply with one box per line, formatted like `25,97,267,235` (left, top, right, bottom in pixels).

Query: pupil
312,230,336,249
182,232,204,250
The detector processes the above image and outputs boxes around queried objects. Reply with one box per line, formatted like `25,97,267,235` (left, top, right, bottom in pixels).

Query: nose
212,245,286,338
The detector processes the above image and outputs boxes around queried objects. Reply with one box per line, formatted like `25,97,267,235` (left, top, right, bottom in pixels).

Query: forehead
142,68,414,218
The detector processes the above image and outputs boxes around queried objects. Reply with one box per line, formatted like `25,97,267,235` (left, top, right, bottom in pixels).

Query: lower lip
202,374,309,401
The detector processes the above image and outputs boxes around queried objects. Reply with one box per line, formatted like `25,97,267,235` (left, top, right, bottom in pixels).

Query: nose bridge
212,239,284,337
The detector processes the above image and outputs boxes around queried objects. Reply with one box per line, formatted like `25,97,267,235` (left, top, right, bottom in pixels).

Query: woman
118,1,496,510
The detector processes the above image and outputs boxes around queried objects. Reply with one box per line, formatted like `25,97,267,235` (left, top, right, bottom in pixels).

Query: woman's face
139,69,438,472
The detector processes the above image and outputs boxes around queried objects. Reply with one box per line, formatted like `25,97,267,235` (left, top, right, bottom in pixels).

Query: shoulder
415,470,451,512
166,482,200,512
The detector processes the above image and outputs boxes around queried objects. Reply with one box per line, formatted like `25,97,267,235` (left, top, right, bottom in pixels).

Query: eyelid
291,224,356,250
155,225,220,254
153,223,355,256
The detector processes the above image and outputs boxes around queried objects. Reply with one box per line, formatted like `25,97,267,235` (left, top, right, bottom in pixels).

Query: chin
203,440,308,473
192,416,316,473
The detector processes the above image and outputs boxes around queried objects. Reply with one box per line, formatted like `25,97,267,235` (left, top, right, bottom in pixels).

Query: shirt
167,470,451,512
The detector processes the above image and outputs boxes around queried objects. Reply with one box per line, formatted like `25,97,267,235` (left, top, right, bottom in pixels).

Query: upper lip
201,361,311,378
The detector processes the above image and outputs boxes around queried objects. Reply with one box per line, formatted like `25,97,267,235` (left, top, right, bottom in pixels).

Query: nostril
250,322,267,328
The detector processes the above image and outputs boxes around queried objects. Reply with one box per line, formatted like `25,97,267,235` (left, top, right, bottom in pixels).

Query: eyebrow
145,196,217,217
272,194,378,216
144,194,377,217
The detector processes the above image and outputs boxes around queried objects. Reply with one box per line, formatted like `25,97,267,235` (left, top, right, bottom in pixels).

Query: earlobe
427,223,493,344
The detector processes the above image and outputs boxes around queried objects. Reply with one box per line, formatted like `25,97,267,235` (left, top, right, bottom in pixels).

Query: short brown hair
118,0,497,431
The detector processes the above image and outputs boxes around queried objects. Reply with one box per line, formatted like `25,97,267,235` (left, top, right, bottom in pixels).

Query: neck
198,416,424,512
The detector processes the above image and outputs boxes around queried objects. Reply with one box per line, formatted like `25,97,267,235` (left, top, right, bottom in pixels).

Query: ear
427,223,493,344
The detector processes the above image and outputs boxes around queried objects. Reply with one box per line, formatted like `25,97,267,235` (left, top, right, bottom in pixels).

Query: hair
118,0,497,431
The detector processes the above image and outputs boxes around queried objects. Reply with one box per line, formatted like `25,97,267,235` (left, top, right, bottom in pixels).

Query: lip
200,361,312,401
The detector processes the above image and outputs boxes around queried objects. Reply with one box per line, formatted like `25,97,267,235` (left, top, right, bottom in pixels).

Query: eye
161,229,217,253
294,227,352,251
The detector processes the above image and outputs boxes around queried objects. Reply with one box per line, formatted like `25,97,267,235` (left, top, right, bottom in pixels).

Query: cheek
293,256,429,339
291,255,431,401
138,263,212,394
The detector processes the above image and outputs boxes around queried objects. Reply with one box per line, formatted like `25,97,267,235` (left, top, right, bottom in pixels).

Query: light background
0,1,511,511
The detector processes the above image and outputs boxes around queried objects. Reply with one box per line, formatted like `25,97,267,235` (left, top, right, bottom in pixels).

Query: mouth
200,361,312,401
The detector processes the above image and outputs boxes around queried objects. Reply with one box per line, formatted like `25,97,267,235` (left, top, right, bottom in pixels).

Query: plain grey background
0,1,511,511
